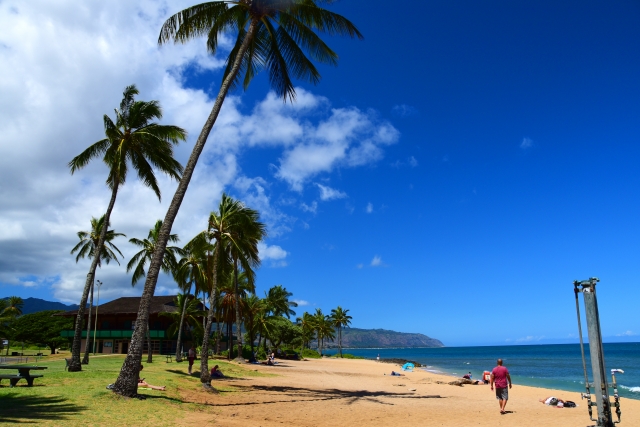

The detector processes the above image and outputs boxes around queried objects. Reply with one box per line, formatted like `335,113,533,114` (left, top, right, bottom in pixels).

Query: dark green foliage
330,353,364,359
10,310,73,354
301,348,321,359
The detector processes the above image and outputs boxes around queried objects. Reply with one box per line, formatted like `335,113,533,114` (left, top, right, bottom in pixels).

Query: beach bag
564,401,577,408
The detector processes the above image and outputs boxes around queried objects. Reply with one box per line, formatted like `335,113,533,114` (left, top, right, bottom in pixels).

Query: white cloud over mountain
0,0,399,303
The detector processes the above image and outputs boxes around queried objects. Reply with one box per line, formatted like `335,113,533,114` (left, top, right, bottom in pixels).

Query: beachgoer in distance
463,372,472,380
377,354,380,362
390,371,405,376
138,364,166,391
211,365,224,378
490,359,512,414
482,370,491,384
267,352,276,365
188,345,196,374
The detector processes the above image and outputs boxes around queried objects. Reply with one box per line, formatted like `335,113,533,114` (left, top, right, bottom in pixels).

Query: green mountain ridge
325,327,444,348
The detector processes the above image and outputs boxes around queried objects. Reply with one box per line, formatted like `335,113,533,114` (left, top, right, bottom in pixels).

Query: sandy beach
177,357,640,427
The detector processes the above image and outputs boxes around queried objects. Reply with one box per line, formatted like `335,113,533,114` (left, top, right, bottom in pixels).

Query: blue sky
1,0,639,346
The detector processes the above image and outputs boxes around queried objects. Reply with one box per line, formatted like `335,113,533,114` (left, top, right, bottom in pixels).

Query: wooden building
59,295,205,355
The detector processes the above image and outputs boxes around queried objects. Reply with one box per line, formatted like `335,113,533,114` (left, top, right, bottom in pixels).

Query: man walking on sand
490,359,512,414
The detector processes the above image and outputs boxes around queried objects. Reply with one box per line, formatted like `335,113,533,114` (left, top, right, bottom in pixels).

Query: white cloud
366,203,373,213
356,263,363,269
616,330,637,337
300,201,318,214
515,335,544,343
0,0,400,304
316,183,347,201
391,104,418,117
408,156,418,167
520,137,533,149
258,243,288,261
370,256,382,267
292,299,309,306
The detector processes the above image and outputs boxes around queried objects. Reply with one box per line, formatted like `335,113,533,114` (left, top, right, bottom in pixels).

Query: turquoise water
324,343,640,400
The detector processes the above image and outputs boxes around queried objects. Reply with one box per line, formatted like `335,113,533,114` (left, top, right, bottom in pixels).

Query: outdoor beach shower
574,278,623,427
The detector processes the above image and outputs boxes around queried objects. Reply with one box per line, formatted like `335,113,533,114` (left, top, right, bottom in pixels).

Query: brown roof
61,295,182,316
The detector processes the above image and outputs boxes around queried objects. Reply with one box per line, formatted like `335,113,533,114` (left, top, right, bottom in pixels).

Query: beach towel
402,363,415,371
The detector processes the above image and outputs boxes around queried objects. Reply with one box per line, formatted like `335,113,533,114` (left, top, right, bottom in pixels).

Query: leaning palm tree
330,306,352,358
71,215,125,364
1,296,24,318
68,85,186,372
127,219,183,363
113,1,362,396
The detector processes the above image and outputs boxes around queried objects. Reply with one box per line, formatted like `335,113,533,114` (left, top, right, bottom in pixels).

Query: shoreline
179,356,640,426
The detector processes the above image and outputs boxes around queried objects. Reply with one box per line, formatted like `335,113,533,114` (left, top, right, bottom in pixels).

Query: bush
330,353,364,359
301,348,321,359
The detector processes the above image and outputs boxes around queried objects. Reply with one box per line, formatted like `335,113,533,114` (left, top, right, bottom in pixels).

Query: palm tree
296,311,315,357
127,220,183,363
127,220,183,286
243,294,265,360
173,235,210,361
312,308,335,356
71,215,125,364
68,85,186,373
330,306,352,358
265,285,297,319
113,1,362,396
160,294,205,344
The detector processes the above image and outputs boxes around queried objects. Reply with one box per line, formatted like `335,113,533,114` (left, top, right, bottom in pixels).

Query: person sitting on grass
210,365,224,378
137,364,166,391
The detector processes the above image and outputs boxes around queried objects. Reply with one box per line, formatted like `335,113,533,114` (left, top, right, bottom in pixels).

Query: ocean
324,342,640,400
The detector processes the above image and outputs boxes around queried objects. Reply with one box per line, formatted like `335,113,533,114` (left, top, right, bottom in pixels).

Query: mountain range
326,327,444,348
2,297,78,315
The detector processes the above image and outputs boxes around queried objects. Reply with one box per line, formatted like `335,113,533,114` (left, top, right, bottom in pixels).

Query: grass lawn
0,354,270,426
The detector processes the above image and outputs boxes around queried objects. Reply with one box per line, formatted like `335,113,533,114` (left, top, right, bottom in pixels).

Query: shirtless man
490,359,512,414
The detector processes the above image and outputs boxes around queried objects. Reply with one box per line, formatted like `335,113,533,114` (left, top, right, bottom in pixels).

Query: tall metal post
93,280,102,355
574,278,618,427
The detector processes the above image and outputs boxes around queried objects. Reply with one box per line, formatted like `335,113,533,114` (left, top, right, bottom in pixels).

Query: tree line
64,0,362,397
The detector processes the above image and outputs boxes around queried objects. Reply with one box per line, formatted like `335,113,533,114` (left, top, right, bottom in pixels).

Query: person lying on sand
540,397,565,408
389,371,405,376
137,365,166,391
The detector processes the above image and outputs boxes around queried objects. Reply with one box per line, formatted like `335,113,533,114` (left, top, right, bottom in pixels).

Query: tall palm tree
127,219,183,363
330,306,352,358
243,294,265,360
160,294,205,343
68,85,186,373
265,285,297,319
296,311,315,357
219,270,253,360
313,308,334,356
173,235,210,361
113,1,361,396
71,215,125,364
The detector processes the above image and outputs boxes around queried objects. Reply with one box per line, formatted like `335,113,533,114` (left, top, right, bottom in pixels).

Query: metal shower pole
574,278,622,427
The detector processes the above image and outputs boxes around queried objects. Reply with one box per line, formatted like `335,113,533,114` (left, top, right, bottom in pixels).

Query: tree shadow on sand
211,384,444,407
0,393,87,424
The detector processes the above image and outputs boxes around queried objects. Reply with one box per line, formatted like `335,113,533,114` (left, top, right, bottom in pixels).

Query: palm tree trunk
339,327,342,358
233,258,243,362
70,182,119,372
111,20,259,396
199,246,219,390
146,321,153,363
82,280,94,364
175,286,192,362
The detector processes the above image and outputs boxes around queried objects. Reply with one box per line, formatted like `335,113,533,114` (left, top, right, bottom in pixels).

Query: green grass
0,354,270,426
329,353,364,359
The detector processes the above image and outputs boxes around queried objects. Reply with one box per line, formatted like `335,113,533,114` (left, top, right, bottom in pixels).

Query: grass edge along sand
0,354,271,426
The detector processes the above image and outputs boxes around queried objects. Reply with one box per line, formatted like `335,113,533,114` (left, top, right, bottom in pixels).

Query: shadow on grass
0,393,86,423
210,384,444,407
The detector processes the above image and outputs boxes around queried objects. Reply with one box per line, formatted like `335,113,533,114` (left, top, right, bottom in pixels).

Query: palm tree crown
127,220,184,286
159,0,363,101
71,215,125,267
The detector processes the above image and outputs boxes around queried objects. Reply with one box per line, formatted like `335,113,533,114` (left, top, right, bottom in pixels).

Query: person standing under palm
490,358,513,414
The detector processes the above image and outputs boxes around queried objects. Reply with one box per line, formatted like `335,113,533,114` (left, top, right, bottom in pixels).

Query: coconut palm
127,220,183,287
113,0,361,396
296,311,315,357
330,306,352,358
265,285,297,319
127,220,184,363
68,85,186,373
313,308,334,356
243,294,265,360
173,235,210,361
220,270,254,360
1,296,24,318
159,294,205,343
71,216,125,364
